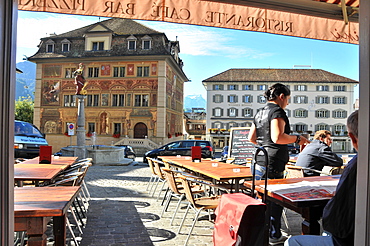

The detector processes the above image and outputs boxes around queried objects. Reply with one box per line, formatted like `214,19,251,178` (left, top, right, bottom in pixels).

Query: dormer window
142,35,152,50
127,35,137,50
92,41,104,51
61,39,71,52
45,39,55,53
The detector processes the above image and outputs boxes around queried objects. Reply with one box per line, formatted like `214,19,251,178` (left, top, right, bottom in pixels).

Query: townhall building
28,18,188,151
202,69,358,152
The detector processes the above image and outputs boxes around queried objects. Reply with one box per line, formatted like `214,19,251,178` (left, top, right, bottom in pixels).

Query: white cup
233,168,240,173
185,157,191,160
212,162,218,167
194,159,200,163
54,156,60,159
176,155,181,158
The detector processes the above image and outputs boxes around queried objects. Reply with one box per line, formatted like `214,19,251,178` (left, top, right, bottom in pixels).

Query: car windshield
14,122,44,138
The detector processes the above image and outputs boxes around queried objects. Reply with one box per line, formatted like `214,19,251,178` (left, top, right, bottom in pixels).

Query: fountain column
75,95,86,159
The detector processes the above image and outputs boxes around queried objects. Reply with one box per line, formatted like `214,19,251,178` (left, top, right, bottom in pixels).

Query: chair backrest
162,168,181,195
152,159,166,180
179,175,196,207
285,164,304,178
147,157,157,176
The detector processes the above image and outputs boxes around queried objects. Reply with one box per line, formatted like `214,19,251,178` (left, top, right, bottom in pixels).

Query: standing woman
248,83,310,245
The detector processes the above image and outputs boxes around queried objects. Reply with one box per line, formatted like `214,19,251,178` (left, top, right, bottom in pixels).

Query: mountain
184,94,206,111
15,61,36,100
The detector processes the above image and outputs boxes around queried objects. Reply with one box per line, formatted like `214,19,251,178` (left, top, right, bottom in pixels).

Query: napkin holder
191,146,202,162
39,146,52,164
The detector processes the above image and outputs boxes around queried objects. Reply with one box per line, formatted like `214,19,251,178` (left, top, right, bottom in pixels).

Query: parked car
143,140,214,163
116,145,136,159
287,144,300,154
220,146,229,162
14,120,48,158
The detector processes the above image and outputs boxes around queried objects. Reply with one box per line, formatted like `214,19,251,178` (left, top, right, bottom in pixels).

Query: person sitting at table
295,130,343,176
285,110,358,246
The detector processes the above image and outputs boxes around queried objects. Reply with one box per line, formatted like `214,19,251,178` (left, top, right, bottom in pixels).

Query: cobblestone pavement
76,161,306,246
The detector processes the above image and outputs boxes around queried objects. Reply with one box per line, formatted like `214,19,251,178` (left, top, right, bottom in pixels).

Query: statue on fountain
73,63,88,95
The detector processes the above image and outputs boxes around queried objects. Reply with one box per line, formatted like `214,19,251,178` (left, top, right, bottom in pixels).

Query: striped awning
314,0,359,8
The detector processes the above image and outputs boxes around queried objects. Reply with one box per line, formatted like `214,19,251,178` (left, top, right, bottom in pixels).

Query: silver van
14,120,48,158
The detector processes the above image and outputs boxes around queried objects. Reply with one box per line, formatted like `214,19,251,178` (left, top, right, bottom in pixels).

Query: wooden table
244,175,340,235
14,186,81,246
14,156,77,186
159,156,252,192
21,156,78,165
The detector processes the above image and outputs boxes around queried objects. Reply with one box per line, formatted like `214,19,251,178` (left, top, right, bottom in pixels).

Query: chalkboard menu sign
228,127,255,165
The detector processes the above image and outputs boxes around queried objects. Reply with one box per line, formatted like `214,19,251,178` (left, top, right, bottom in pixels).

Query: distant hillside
15,61,36,100
184,94,206,111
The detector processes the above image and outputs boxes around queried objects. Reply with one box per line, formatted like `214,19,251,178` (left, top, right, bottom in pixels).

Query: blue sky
17,11,359,100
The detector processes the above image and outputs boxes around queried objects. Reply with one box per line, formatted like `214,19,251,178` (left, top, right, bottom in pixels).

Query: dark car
143,140,214,163
220,146,229,162
116,145,136,160
287,144,300,154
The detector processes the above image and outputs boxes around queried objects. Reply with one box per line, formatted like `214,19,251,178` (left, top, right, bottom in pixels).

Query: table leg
53,215,67,246
15,217,49,246
301,206,324,235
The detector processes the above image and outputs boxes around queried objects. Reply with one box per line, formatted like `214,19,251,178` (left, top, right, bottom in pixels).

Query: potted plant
86,132,93,137
168,133,172,138
113,132,120,138
64,132,70,137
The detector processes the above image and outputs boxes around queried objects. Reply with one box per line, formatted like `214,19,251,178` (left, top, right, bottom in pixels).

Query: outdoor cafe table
20,156,78,165
14,156,78,186
244,175,340,235
158,156,252,192
14,186,81,246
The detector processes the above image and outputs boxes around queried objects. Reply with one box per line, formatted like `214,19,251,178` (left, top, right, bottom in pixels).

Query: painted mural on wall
42,80,60,105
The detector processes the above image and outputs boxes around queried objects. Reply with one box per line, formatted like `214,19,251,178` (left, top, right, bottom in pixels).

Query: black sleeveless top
253,103,290,172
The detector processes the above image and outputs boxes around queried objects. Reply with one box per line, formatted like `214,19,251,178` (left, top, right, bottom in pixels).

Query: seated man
285,110,358,246
295,130,343,176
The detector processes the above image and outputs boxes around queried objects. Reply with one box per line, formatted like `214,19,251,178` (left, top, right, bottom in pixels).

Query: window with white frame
213,122,222,128
213,94,223,103
294,109,308,118
257,84,267,90
228,108,238,117
127,35,137,50
113,67,125,77
294,95,308,104
243,95,252,103
213,108,223,117
87,95,100,107
334,124,346,134
114,123,122,134
315,123,329,131
46,44,54,53
61,39,71,52
142,35,152,50
88,67,99,77
243,108,253,117
243,84,253,90
137,66,149,77
64,67,75,78
112,94,125,107
257,95,266,103
295,85,307,91
333,110,347,118
315,109,330,118
294,124,308,132
228,95,238,103
213,84,224,90
333,96,346,104
228,85,238,90
92,41,104,51
316,96,330,104
63,95,76,107
316,85,329,91
334,85,346,91
134,94,149,107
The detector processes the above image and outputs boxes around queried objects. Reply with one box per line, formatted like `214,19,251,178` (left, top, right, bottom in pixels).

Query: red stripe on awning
314,0,359,8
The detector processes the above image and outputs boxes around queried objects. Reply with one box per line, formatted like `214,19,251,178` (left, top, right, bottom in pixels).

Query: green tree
15,97,34,123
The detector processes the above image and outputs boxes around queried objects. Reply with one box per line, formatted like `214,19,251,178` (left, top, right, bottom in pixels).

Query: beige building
28,18,188,152
202,69,358,152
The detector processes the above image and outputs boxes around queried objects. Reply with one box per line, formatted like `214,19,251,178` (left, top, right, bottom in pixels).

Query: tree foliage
15,97,34,123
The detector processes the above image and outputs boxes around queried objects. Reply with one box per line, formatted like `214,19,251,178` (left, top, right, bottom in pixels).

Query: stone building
28,18,188,151
184,108,207,140
202,69,358,152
